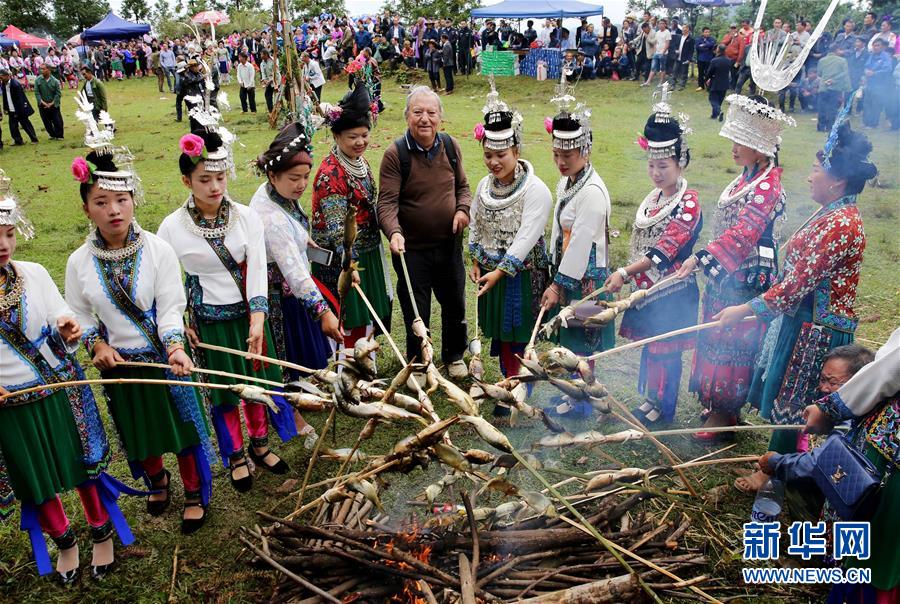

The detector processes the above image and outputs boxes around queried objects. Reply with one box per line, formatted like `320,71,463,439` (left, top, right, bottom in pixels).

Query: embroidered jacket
630,187,703,291
468,160,552,276
311,151,380,257
65,230,188,358
249,183,330,319
697,166,785,286
549,167,612,291
157,199,269,322
1,261,80,390
748,196,865,332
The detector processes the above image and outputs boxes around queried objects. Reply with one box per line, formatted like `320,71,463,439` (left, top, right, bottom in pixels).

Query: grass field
0,70,897,603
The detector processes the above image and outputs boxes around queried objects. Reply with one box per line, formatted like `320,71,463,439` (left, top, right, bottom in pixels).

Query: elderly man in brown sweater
378,85,472,380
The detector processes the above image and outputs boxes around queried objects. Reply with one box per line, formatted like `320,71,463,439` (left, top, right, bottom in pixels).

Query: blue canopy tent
472,0,603,19
81,12,151,41
0,35,19,48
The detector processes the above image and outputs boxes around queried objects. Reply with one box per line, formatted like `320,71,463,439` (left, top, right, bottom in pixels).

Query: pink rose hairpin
180,133,207,164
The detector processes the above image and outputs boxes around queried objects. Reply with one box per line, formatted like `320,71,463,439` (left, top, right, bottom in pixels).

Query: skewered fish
429,366,478,416
346,478,383,510
459,415,513,453
583,468,646,492
544,347,581,371
228,384,278,413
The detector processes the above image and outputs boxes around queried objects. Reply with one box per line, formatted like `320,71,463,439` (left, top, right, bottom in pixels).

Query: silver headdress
548,71,591,153
187,100,237,176
477,75,523,151
0,171,35,240
719,94,795,158
748,0,841,92
74,90,115,153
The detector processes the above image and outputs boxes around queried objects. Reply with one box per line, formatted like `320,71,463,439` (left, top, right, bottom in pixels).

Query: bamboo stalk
586,317,757,361
112,360,285,388
352,283,405,365
294,407,336,517
525,306,546,353
0,376,284,401
398,251,421,319
649,424,806,437
195,341,316,374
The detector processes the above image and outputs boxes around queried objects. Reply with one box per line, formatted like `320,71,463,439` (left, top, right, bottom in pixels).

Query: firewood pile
242,482,717,603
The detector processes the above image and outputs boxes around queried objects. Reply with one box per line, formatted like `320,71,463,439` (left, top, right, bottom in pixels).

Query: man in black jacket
600,17,618,50
457,21,474,75
705,44,732,120
440,34,455,93
669,24,695,90
387,16,405,45
0,69,39,145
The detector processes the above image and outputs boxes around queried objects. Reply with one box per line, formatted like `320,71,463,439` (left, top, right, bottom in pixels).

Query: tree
122,0,152,22
293,0,347,19
379,0,479,22
0,0,51,32
52,0,109,37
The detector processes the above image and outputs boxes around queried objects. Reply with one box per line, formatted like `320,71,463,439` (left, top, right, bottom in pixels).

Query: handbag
812,429,897,521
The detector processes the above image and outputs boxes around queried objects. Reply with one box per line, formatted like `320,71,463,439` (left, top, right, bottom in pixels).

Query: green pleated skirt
313,246,393,330
100,366,204,461
195,315,283,407
0,390,99,505
478,270,536,343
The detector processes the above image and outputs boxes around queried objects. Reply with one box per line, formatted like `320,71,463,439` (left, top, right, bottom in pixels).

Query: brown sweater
377,131,472,250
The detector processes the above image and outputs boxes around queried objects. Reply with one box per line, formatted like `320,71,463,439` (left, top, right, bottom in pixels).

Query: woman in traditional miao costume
676,94,794,440
604,97,702,426
539,85,614,419
468,84,552,421
250,121,343,380
310,83,393,355
157,130,297,493
716,120,873,493
0,183,133,583
65,152,215,535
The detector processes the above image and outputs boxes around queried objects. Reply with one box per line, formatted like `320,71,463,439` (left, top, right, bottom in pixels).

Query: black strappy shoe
248,437,289,475
52,527,80,587
181,490,208,535
89,521,115,581
228,450,253,492
146,468,171,516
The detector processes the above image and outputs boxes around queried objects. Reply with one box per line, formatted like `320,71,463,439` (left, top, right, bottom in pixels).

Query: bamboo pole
525,306,546,354
194,341,316,374
352,283,405,365
0,376,283,401
586,317,757,361
296,408,336,515
112,361,286,389
398,251,421,319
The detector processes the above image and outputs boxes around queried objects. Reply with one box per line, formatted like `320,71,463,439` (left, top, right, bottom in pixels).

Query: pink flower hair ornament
71,157,97,184
180,133,207,164
544,117,553,134
636,134,649,151
473,123,485,141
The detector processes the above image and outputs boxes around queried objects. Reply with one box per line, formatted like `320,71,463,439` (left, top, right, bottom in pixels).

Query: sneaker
695,86,703,91
447,360,468,380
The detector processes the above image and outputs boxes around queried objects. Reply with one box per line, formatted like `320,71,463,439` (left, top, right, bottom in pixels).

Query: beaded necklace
0,263,24,312
87,222,145,261
180,196,235,239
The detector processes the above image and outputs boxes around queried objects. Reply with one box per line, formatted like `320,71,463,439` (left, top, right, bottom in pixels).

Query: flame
385,520,433,603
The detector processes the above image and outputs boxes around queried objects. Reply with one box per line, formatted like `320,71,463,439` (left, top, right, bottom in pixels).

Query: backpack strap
396,133,459,192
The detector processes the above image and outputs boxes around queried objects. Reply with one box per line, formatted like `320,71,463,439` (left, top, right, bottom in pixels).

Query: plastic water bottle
751,477,785,523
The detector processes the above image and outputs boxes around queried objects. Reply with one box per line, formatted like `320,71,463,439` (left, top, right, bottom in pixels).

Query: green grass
0,71,897,603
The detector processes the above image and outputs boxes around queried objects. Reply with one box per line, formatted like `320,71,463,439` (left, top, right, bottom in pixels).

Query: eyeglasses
818,374,848,388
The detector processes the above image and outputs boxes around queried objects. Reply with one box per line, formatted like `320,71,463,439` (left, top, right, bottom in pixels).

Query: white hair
404,86,443,118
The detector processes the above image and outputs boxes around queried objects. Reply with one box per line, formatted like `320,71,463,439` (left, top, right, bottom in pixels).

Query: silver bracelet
616,267,629,281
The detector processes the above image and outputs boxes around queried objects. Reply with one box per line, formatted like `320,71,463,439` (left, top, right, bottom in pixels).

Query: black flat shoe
229,455,253,492
146,469,171,516
249,447,290,475
181,490,208,535
52,528,80,587
89,522,115,581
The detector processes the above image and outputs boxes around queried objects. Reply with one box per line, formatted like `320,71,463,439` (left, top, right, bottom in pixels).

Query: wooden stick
195,341,316,374
648,424,807,437
586,317,757,361
0,376,284,401
508,449,664,604
673,456,759,470
461,490,479,578
238,535,341,603
295,407,336,515
556,516,722,604
398,251,421,319
458,553,477,604
167,544,180,604
112,360,285,389
526,306,546,353
352,283,405,365
608,399,698,498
